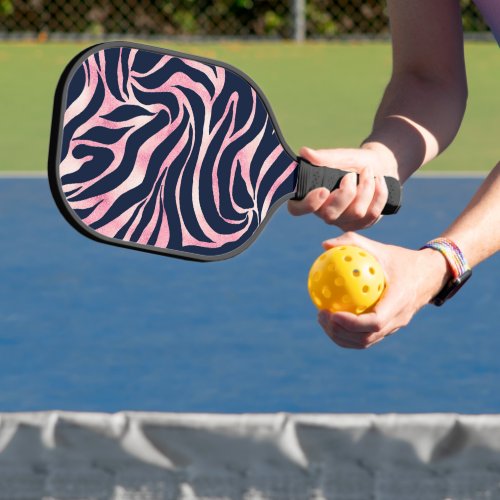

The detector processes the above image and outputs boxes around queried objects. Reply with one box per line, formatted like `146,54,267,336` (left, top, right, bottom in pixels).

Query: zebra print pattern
58,45,298,259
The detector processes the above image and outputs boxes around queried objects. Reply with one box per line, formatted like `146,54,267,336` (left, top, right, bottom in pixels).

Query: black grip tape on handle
293,158,402,215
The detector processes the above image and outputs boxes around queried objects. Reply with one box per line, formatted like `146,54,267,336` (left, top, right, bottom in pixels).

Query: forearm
362,72,467,183
441,162,500,267
418,162,500,302
361,0,467,183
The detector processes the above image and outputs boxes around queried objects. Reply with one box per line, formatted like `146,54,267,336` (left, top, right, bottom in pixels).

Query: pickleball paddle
48,41,401,261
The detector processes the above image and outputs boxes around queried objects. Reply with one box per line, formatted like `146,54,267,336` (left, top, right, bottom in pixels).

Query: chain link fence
0,0,491,40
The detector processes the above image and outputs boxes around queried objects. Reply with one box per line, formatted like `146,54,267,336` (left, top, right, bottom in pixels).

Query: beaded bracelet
421,238,470,278
420,237,472,306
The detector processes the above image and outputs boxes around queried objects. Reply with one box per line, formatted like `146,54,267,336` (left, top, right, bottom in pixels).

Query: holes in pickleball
333,303,342,311
356,306,366,314
344,256,352,262
342,295,351,304
378,284,382,291
313,271,321,282
322,286,332,299
327,264,335,272
369,267,376,275
334,277,344,287
352,269,360,277
362,285,369,293
359,251,367,257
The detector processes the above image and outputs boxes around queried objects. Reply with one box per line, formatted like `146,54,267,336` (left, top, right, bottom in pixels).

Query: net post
292,0,306,42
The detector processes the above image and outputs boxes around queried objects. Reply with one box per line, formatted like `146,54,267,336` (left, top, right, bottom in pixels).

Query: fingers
331,168,386,231
318,312,362,349
287,147,331,215
347,164,376,219
367,175,389,220
322,231,377,253
291,162,375,227
315,172,357,223
339,174,388,231
299,146,364,169
331,311,385,334
288,187,330,216
318,308,398,349
288,147,389,230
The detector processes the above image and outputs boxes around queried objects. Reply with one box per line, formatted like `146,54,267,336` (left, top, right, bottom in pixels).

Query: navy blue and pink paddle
49,41,401,261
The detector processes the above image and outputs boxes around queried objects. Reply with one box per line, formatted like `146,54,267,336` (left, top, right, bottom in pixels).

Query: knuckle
304,196,318,210
359,339,371,349
366,205,381,219
325,214,339,225
361,215,379,230
367,333,382,346
376,175,389,194
351,205,367,219
321,208,340,225
360,163,372,174
340,175,357,195
343,183,357,198
360,169,374,186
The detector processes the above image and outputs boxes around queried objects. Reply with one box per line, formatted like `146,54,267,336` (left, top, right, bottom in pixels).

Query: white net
0,412,500,499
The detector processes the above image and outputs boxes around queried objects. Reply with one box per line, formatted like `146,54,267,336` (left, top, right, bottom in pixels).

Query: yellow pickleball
308,245,385,314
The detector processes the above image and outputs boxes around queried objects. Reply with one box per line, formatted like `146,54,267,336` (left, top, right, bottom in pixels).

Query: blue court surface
0,176,498,413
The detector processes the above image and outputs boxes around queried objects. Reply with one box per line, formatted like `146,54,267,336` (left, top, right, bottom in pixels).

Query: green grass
0,40,497,172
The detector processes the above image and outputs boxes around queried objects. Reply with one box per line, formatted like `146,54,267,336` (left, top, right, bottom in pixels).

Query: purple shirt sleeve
473,0,500,45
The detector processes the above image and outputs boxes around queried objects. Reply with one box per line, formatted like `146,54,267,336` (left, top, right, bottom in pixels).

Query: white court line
414,170,487,178
0,171,47,178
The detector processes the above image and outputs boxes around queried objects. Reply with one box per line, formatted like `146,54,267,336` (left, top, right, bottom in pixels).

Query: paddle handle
293,158,402,215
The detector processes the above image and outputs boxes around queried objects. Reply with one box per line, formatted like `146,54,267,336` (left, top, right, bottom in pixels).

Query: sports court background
0,1,499,498
1,174,499,413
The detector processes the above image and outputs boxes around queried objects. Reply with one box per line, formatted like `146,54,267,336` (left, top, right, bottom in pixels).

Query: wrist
417,248,453,303
420,238,472,306
360,141,399,178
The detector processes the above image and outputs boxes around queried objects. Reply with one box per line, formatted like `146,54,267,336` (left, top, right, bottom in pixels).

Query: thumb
322,231,367,250
321,233,388,270
299,147,364,171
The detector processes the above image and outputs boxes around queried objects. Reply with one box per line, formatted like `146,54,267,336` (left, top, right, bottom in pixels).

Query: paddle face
49,41,299,261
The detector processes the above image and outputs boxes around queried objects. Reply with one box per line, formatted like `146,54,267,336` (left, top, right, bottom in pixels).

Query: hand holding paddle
289,146,400,231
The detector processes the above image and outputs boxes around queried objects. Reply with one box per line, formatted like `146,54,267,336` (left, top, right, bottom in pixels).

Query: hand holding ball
308,245,385,314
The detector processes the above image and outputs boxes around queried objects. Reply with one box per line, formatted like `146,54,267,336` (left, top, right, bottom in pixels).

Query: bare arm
441,162,500,268
289,0,468,227
363,0,468,181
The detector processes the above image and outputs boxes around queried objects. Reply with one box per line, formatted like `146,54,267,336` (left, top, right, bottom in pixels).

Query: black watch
431,269,472,306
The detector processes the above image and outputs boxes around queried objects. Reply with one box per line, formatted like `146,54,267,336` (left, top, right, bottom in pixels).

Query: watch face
432,269,472,306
